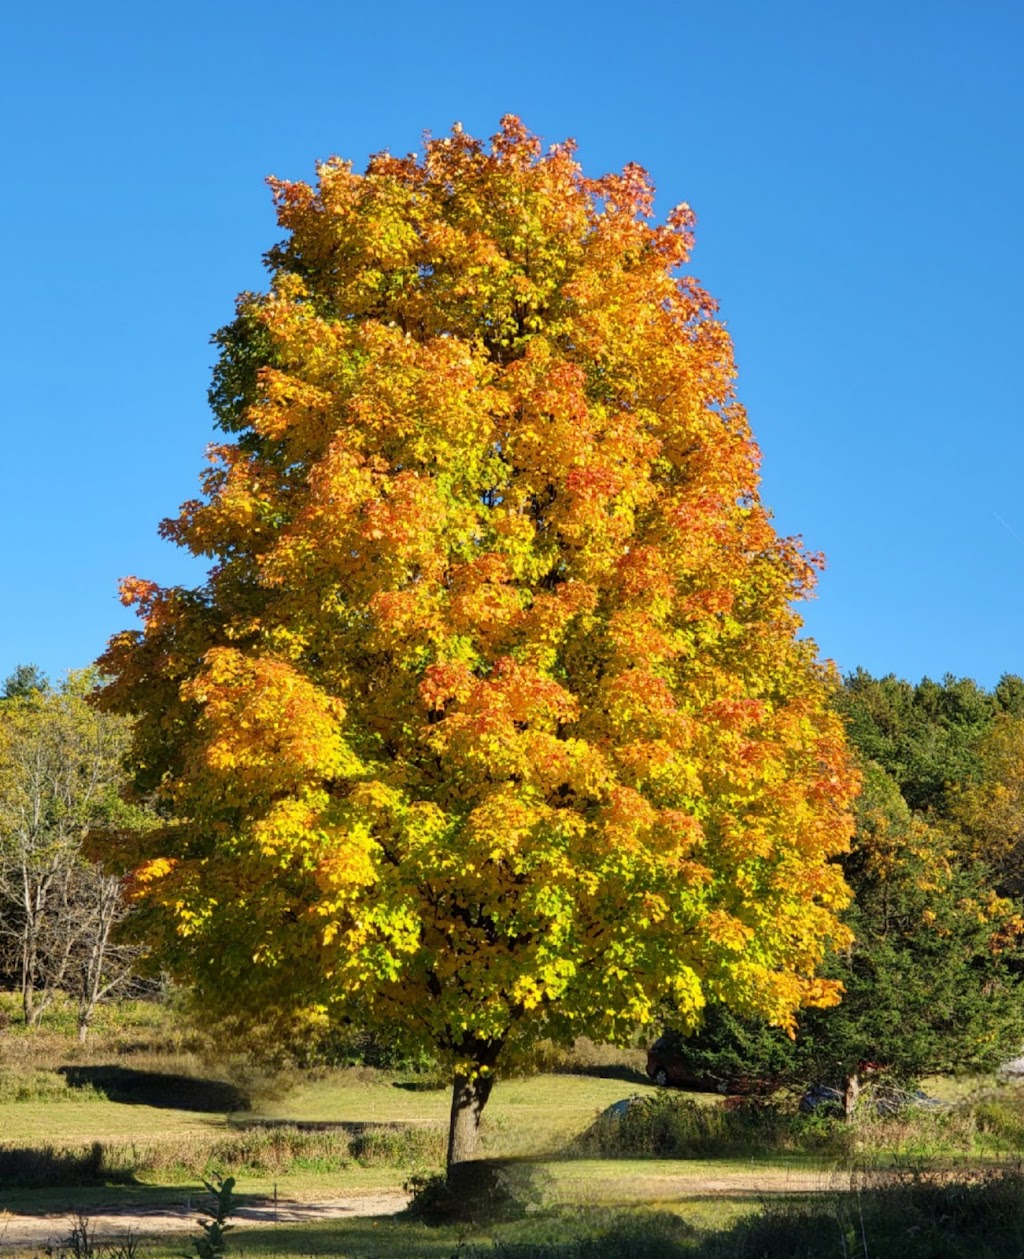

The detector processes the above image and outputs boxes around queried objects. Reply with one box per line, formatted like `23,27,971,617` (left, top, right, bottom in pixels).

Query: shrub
577,1089,987,1162
0,1142,135,1187
972,1096,1024,1149
349,1123,445,1166
0,1066,103,1103
699,1163,1024,1258
405,1160,552,1224
577,1093,845,1160
0,1121,445,1188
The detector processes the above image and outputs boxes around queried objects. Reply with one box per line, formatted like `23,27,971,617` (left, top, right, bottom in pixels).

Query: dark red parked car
645,1034,723,1091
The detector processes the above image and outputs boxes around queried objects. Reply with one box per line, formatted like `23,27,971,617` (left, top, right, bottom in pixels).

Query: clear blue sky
2,1,1022,689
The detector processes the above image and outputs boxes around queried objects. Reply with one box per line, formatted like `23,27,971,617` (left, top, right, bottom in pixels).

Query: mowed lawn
0,1094,231,1147
0,1065,664,1164
248,1070,664,1156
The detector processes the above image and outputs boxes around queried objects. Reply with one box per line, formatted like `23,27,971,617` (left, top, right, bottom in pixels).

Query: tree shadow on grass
0,1180,311,1226
58,1066,248,1113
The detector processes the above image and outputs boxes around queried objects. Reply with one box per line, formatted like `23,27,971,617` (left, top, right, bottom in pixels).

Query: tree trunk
843,1070,860,1122
446,1070,495,1169
77,876,122,1045
445,1036,503,1174
22,977,38,1027
21,926,39,1025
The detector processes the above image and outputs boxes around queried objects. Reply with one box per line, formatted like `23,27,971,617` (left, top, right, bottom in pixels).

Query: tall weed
0,1067,103,1103
698,1162,1024,1258
577,1091,983,1161
577,1093,851,1159
453,1208,697,1256
0,1142,135,1187
972,1094,1024,1150
0,1122,445,1187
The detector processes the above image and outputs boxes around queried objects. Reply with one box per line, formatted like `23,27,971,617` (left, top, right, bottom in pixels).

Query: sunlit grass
248,1068,664,1157
4,996,1024,1259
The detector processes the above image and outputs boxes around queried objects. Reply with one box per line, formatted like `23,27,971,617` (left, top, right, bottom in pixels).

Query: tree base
405,1160,550,1224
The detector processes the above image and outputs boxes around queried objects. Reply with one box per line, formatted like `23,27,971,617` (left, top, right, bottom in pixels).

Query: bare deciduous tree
0,670,144,1036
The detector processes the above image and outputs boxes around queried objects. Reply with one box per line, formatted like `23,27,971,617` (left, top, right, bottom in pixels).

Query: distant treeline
669,667,1024,1112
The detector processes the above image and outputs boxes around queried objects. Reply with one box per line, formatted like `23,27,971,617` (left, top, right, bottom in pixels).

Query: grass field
248,1069,669,1154
4,997,1024,1256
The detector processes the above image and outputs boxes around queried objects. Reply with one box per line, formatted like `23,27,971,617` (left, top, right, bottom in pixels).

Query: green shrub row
0,1122,446,1187
577,1091,1010,1161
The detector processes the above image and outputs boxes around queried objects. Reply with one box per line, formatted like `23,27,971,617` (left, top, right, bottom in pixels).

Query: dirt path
597,1166,870,1198
0,1166,884,1249
0,1192,412,1249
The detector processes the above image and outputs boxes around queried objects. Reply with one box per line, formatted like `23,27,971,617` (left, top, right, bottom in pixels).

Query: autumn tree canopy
97,117,857,1167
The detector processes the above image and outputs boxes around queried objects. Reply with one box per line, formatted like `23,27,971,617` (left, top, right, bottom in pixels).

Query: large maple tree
98,118,857,1168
